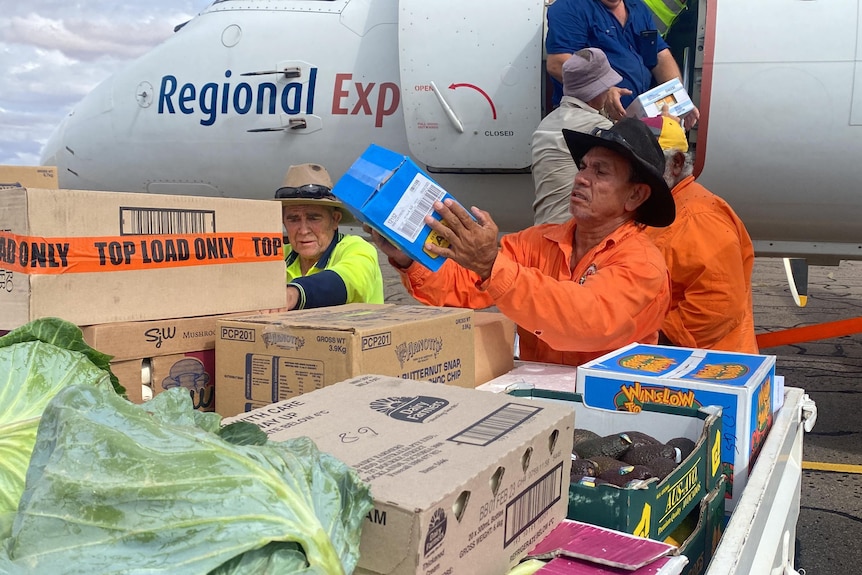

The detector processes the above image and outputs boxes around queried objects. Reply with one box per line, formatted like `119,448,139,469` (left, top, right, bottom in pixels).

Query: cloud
0,3,201,165
1,13,185,61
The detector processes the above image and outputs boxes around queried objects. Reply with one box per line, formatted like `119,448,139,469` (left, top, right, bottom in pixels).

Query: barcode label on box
504,462,564,546
120,207,216,235
448,403,542,446
384,173,446,242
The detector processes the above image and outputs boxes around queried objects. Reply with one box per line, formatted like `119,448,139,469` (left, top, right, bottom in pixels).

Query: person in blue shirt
545,0,699,128
274,163,384,310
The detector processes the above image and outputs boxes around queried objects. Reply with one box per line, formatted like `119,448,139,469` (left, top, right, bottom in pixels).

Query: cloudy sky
0,1,211,166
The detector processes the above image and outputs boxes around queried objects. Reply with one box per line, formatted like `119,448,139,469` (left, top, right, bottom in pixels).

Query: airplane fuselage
41,0,862,263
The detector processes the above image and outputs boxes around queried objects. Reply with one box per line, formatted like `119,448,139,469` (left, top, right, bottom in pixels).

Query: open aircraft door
398,0,544,171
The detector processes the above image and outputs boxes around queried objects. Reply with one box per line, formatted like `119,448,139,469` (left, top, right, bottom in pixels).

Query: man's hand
259,285,299,313
285,285,300,310
424,199,499,281
681,105,700,130
605,86,633,121
364,224,414,269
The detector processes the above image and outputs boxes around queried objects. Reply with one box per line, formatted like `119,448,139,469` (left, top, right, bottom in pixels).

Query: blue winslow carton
575,343,776,512
332,144,465,272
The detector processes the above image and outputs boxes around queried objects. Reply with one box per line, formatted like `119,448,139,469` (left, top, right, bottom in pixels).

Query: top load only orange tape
0,232,284,274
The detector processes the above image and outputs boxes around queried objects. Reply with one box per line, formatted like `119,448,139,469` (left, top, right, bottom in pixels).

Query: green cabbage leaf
0,318,120,537
0,384,372,575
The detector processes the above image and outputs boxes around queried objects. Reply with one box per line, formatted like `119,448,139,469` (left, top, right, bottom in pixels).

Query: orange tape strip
0,231,284,275
756,317,862,349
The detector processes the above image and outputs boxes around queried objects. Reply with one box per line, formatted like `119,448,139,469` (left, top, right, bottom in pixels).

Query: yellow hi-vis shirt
643,0,687,35
285,232,384,309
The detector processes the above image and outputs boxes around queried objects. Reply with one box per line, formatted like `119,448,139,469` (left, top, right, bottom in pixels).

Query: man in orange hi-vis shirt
369,118,674,367
641,116,759,354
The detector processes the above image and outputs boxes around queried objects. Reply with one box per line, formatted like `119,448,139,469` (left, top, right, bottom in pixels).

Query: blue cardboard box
575,343,776,512
332,144,462,272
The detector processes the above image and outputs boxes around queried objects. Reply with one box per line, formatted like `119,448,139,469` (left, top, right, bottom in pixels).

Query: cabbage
0,384,372,575
0,318,122,537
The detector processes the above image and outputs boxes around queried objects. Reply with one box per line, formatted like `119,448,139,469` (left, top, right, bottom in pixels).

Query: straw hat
274,163,355,223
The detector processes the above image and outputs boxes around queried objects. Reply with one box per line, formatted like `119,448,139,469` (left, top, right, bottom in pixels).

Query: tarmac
358,224,862,574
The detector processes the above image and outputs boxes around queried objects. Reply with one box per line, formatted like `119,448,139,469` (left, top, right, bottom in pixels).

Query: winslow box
576,343,775,511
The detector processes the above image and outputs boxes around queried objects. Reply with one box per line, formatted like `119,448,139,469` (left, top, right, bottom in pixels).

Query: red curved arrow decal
448,83,497,120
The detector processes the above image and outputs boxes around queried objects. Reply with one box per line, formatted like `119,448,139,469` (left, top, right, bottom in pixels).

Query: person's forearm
546,53,571,83
652,49,682,84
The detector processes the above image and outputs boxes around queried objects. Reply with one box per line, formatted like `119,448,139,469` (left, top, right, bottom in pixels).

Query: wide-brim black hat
562,118,675,227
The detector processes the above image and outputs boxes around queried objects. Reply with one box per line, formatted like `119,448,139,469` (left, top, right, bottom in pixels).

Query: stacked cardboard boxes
0,184,288,411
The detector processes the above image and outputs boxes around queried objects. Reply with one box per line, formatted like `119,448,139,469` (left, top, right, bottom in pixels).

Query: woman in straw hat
274,163,384,309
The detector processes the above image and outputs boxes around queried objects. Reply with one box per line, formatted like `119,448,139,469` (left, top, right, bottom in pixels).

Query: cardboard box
112,349,215,411
225,375,574,575
82,313,251,361
0,188,286,329
626,78,695,119
332,144,464,272
576,343,775,511
508,387,722,542
215,303,476,417
673,476,726,575
474,311,516,385
0,165,59,190
85,314,233,411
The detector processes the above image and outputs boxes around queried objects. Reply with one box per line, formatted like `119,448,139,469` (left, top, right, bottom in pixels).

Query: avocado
621,444,677,467
619,430,662,449
574,433,633,459
667,436,697,460
647,456,679,480
572,428,601,449
589,455,629,475
598,464,656,487
570,458,598,479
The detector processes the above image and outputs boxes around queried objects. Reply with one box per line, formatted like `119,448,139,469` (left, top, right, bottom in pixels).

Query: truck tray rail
706,387,816,575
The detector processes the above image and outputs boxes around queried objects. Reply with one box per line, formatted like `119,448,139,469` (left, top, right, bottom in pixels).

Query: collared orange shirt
400,219,671,367
645,176,758,353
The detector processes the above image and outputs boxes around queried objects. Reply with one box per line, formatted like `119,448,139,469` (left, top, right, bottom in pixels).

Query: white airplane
41,0,862,278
